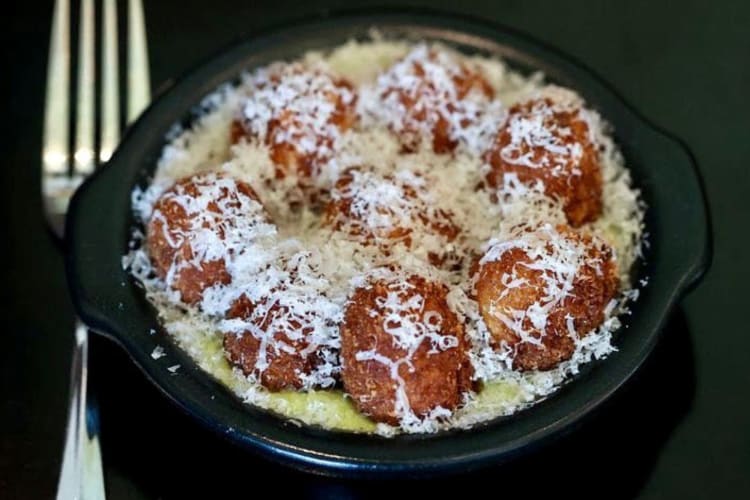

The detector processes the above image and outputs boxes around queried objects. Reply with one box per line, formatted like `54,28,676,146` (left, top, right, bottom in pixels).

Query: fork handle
56,321,106,500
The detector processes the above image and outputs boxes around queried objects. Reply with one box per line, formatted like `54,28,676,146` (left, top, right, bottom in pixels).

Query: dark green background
2,1,748,498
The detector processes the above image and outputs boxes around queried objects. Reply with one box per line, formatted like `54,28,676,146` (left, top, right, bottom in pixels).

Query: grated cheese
124,39,645,435
150,345,166,359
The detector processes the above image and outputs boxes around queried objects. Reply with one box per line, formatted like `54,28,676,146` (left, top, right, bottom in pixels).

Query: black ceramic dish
65,9,711,477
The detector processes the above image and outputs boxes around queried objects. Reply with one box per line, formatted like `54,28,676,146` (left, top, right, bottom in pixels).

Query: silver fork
42,0,150,498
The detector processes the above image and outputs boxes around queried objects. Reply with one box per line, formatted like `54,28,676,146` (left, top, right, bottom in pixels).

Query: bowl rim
65,7,712,477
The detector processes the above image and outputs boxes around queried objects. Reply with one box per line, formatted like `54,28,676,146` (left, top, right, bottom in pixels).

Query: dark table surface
2,1,749,498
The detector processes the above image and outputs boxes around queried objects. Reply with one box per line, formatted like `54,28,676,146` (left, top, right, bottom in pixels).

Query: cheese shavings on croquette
341,272,471,430
358,43,505,155
233,62,357,194
324,167,459,262
475,223,619,371
145,173,275,306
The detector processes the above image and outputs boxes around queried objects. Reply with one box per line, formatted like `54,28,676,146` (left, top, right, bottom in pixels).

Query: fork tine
74,0,96,175
127,0,151,124
99,0,120,163
43,0,70,176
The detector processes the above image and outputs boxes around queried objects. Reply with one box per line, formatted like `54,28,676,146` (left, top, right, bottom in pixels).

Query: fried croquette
367,45,495,154
483,97,603,226
341,274,473,424
147,173,266,305
232,63,357,186
323,168,460,263
474,224,618,370
222,295,322,391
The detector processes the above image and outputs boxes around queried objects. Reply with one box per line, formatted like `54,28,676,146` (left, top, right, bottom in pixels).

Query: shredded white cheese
124,39,645,435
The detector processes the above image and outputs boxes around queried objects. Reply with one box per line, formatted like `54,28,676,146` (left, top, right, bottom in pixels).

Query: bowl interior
66,10,710,476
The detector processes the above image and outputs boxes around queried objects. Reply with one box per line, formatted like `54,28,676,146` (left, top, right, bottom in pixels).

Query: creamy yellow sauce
181,322,526,433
